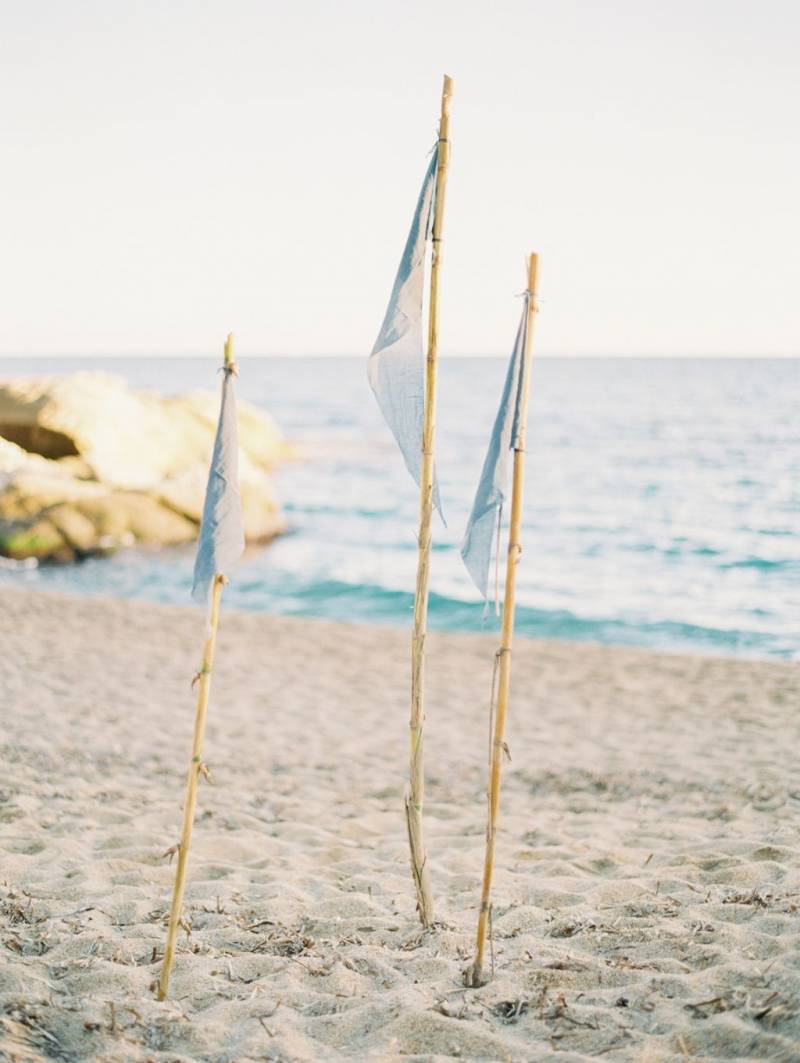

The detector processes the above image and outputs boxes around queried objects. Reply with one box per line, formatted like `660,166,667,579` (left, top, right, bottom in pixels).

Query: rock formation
0,373,291,563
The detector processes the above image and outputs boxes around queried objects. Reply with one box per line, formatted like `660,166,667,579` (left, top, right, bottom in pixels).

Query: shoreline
1,588,798,1060
0,578,792,666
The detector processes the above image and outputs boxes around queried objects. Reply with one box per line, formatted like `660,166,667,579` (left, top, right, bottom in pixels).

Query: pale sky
1,0,798,357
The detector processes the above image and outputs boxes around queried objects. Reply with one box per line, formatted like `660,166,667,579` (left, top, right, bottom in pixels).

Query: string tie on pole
494,739,512,761
516,290,540,312
191,664,212,689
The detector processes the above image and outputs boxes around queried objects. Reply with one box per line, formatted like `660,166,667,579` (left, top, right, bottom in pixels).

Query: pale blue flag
192,367,245,602
368,148,443,517
461,296,530,599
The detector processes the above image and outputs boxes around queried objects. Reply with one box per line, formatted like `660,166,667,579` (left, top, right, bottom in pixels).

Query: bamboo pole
406,74,453,929
465,255,540,987
157,333,235,1001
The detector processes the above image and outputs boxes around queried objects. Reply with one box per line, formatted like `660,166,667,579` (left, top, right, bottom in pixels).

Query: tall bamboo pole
158,333,235,1001
465,255,540,987
406,74,453,928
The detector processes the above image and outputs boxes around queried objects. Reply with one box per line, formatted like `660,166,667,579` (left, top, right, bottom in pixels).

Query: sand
0,588,798,1062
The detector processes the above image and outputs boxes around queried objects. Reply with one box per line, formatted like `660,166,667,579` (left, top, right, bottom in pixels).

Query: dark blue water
1,356,797,659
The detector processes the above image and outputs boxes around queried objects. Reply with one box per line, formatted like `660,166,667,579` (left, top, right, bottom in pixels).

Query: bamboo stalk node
191,663,212,684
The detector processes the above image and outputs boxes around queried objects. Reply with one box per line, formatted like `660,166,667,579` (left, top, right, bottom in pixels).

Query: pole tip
527,254,539,294
224,332,234,367
442,74,454,96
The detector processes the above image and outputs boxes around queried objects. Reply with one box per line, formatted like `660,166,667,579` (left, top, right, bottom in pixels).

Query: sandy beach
1,588,798,1061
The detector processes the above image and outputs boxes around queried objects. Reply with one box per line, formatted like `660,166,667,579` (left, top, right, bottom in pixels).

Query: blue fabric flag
191,367,245,602
461,296,530,599
368,148,443,517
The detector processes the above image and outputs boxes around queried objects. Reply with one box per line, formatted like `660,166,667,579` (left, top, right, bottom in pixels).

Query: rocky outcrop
0,374,291,563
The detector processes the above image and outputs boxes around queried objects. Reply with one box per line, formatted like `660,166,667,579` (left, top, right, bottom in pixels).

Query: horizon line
1,351,798,361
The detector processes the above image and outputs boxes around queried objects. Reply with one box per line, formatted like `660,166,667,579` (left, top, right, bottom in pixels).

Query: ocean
0,356,797,660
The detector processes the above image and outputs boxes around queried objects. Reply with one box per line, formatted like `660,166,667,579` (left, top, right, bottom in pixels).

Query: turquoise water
0,356,797,660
